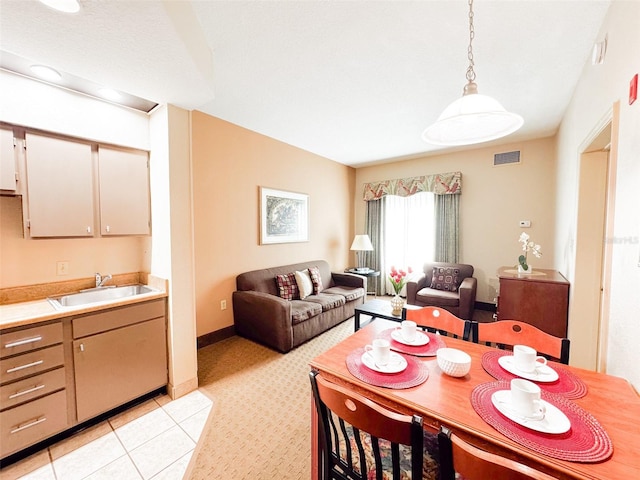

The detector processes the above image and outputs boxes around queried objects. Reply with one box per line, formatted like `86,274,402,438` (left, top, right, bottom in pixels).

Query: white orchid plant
518,232,542,271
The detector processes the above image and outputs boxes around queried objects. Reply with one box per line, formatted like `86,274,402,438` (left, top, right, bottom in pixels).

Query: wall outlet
221,299,227,310
56,261,69,276
519,220,531,228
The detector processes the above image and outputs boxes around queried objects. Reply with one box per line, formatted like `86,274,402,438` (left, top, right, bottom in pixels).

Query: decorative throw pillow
429,267,460,292
294,269,314,299
275,272,299,300
308,265,324,295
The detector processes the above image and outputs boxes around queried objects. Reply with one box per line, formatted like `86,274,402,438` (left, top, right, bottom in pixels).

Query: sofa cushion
275,272,299,300
295,269,314,299
308,265,324,294
429,267,460,292
416,287,460,307
290,300,323,325
304,293,346,312
323,285,365,302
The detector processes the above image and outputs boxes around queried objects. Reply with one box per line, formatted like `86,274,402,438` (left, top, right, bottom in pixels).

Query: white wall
0,71,149,150
555,0,640,388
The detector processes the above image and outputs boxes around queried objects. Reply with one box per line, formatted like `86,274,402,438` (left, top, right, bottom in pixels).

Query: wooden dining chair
403,306,473,341
309,370,441,480
438,426,557,480
473,320,570,364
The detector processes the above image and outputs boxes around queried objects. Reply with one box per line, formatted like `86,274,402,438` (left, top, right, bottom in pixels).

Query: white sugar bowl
437,348,472,377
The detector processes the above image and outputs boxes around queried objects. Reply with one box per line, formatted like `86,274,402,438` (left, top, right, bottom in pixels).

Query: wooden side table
496,267,570,338
345,268,380,297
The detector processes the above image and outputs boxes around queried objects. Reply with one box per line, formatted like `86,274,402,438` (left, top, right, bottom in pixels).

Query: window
383,192,435,295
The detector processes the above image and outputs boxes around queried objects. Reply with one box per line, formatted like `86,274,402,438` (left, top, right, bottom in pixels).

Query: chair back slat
474,320,570,364
310,371,436,480
438,426,557,480
403,306,473,341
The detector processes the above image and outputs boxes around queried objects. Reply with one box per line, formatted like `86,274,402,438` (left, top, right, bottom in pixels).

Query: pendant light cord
466,0,476,83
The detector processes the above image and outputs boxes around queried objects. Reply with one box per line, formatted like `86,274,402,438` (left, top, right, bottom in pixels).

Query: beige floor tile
0,450,54,480
109,399,160,430
129,426,195,480
149,452,192,480
51,431,126,480
114,407,176,451
161,390,212,424
84,455,142,480
49,421,113,460
179,405,212,443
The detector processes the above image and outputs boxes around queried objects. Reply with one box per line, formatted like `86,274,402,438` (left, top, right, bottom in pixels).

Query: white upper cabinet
98,146,150,236
25,133,94,237
0,127,18,191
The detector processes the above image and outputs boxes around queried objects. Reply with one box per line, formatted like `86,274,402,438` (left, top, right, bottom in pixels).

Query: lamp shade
422,92,524,146
350,234,373,251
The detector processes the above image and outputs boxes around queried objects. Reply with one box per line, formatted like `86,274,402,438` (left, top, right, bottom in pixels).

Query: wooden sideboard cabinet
496,267,570,338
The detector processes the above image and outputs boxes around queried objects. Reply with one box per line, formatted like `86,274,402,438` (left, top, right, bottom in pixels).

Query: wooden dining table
309,319,640,479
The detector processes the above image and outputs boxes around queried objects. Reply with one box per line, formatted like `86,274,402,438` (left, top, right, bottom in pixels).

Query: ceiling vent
494,150,521,166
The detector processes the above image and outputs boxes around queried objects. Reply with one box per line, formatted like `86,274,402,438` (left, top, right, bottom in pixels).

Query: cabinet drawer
1,367,66,410
1,323,63,358
0,390,68,458
73,299,165,338
0,345,64,384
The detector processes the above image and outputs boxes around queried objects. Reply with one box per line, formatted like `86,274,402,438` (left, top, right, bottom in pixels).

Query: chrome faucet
95,273,113,288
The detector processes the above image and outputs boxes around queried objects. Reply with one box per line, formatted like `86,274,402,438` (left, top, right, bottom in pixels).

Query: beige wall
554,0,640,387
354,137,558,304
191,112,356,337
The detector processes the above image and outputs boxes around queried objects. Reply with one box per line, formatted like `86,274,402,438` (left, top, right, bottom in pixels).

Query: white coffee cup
510,378,546,420
364,338,391,366
513,345,548,373
399,320,417,342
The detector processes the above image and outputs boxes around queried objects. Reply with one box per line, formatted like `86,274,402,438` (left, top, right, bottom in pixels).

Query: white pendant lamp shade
422,85,524,146
422,0,523,147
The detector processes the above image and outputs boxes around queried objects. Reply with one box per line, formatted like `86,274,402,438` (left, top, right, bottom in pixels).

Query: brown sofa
406,262,477,320
232,260,366,352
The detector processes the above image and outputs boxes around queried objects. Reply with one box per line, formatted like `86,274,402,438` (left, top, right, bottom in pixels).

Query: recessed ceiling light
38,0,81,13
30,64,62,82
98,88,122,101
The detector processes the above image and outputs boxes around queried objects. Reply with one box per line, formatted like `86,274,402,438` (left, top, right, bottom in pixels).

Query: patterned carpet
186,317,355,479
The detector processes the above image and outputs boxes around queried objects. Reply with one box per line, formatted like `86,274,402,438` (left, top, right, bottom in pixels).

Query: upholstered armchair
406,262,477,320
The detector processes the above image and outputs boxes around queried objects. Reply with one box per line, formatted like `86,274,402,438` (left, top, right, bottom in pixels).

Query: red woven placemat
471,381,613,463
481,350,587,399
346,347,429,389
378,328,446,357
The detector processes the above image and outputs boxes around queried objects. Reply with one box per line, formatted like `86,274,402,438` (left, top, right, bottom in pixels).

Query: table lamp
350,234,373,272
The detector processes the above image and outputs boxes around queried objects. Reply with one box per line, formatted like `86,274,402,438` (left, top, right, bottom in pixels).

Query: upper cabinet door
0,127,17,191
25,133,94,237
98,146,150,236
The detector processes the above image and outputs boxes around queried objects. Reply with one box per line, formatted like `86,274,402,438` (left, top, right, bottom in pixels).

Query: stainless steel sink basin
48,284,158,309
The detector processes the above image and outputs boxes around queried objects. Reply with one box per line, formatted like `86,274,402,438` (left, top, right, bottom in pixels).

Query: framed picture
260,187,309,244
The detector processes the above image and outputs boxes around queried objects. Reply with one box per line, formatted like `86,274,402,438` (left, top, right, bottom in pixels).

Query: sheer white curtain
383,192,435,295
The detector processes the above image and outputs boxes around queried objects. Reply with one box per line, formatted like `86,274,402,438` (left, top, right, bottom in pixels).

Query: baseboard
167,377,199,400
197,325,236,349
474,301,497,312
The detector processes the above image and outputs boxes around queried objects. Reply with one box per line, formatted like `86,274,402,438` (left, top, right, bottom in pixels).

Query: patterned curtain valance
363,171,461,201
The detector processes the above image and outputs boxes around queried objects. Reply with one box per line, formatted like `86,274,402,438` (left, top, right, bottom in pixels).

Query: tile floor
0,389,213,480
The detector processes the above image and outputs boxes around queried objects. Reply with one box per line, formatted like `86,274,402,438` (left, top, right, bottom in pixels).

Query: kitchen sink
48,284,158,309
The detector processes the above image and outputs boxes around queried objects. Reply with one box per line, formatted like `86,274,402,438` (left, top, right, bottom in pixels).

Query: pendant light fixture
422,0,523,146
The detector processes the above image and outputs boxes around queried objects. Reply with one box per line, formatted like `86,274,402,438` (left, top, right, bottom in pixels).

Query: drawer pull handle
9,384,45,399
4,336,43,349
10,417,47,434
6,360,44,373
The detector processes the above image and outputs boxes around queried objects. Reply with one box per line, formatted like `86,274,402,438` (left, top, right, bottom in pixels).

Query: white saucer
491,390,571,434
498,355,559,383
361,351,408,374
391,329,430,346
